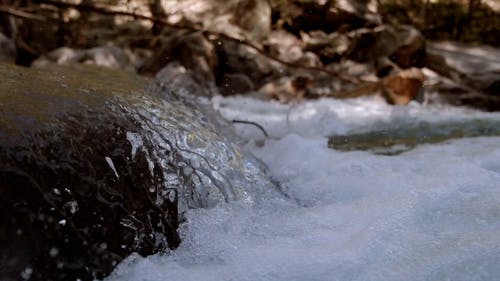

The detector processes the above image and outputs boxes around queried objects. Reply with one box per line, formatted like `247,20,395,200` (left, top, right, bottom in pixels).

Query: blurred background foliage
0,0,497,66
0,0,498,110
380,0,500,45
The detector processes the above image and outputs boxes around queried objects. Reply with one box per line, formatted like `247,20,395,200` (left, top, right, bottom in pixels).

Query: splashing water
112,89,281,212
108,96,500,281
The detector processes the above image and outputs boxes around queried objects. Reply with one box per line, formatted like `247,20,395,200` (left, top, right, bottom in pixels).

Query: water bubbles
49,247,59,257
183,166,194,176
65,201,79,214
20,267,32,280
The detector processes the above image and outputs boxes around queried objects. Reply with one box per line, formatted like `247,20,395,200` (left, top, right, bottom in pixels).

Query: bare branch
0,6,47,22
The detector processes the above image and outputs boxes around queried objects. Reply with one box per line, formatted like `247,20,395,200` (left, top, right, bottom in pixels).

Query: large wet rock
0,63,180,280
0,63,276,280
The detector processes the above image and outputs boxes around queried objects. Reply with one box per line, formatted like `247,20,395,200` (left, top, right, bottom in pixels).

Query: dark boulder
0,63,187,280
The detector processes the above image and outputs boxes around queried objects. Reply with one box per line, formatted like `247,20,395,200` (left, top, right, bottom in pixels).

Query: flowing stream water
2,63,499,281
107,96,500,281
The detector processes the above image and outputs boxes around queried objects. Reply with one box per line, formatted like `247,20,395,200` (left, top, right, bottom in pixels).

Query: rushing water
108,96,500,281
117,91,281,212
3,63,499,280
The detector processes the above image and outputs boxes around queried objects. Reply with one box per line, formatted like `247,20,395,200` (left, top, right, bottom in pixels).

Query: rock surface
0,63,276,280
0,63,181,280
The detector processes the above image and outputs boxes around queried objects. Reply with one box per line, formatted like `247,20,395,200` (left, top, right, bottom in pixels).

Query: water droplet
65,201,79,214
20,267,32,280
49,247,59,257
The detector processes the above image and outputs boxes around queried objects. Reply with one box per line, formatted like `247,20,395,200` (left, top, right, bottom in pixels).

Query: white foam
107,97,500,281
212,96,496,141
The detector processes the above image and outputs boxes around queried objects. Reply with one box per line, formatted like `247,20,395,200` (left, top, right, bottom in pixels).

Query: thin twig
32,0,354,82
232,120,269,137
0,5,47,21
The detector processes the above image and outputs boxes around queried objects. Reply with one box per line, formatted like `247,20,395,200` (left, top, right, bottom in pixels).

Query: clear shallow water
107,97,500,281
118,93,280,212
